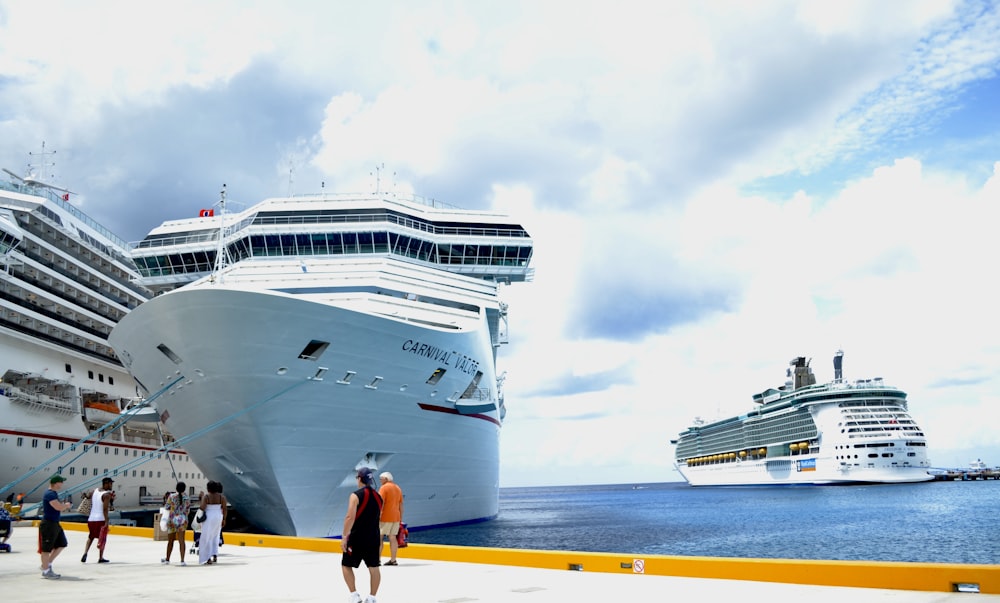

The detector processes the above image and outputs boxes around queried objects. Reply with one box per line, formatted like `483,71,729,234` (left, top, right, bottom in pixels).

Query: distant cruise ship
672,351,933,485
108,185,534,536
0,150,206,510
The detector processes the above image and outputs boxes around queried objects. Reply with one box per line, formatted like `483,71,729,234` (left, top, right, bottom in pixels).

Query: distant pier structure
931,459,1000,481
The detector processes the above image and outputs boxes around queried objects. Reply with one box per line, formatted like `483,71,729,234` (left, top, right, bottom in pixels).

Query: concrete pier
2,521,997,601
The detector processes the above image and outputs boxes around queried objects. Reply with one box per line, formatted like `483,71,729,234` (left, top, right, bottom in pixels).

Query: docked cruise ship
0,154,206,510
672,351,933,485
108,186,534,536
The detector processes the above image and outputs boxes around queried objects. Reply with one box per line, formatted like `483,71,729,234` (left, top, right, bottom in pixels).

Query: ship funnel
833,349,844,382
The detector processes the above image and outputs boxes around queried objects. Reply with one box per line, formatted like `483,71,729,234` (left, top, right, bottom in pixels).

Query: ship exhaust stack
790,357,816,390
833,349,844,382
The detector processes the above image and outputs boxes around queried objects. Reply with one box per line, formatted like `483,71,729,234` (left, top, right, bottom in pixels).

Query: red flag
62,193,70,201
199,209,214,217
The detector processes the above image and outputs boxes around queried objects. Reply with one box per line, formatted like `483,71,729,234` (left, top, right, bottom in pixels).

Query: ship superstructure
672,351,932,485
109,188,533,536
0,152,206,509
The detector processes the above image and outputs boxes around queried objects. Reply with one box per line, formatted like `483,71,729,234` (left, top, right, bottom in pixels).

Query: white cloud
3,0,1000,487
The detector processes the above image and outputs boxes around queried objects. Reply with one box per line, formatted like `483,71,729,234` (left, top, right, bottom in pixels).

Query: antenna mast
27,141,57,181
212,184,228,280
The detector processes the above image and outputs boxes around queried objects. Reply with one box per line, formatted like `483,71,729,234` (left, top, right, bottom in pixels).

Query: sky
2,0,1000,487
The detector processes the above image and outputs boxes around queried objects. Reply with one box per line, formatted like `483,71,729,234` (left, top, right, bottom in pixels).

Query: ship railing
1,384,76,415
460,387,493,401
0,179,130,250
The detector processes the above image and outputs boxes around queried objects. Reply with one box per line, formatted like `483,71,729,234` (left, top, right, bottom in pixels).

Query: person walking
342,467,383,603
81,477,114,563
198,480,227,565
161,481,190,566
377,472,404,565
39,475,72,579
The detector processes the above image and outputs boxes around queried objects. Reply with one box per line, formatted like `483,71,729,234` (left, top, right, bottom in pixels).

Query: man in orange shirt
377,472,404,565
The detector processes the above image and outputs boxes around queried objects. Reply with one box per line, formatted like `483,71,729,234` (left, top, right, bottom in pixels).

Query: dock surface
2,522,997,602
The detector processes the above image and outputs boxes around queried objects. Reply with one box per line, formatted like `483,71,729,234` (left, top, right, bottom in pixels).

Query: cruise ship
671,351,933,485
108,186,534,536
0,151,206,510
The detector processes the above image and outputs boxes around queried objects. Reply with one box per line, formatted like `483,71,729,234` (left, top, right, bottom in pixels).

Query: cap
49,474,66,484
379,472,393,482
357,467,375,485
102,477,114,484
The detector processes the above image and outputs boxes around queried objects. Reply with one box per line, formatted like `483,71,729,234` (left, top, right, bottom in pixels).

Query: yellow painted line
55,522,999,593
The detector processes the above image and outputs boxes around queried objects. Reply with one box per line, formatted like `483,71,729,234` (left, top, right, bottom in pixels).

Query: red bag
98,524,109,549
395,523,408,548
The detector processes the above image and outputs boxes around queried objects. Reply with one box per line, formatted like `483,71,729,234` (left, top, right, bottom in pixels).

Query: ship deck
2,521,997,601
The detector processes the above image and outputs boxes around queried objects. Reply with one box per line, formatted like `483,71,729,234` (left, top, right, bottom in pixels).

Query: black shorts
38,520,68,553
341,535,381,569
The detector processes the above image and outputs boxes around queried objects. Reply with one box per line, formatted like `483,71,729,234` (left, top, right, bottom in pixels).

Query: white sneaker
348,593,362,603
180,561,187,566
364,596,378,603
42,567,61,579
161,558,169,564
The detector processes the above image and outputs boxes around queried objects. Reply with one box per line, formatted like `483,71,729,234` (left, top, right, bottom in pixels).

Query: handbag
159,507,169,531
76,493,92,515
396,523,408,548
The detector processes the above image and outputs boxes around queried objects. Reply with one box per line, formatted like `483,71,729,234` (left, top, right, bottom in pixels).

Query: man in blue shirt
39,474,72,579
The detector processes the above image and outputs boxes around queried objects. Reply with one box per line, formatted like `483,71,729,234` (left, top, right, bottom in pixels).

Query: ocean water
412,480,1000,564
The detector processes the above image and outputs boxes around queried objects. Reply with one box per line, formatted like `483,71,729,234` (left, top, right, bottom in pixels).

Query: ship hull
676,458,933,486
110,285,502,537
0,332,202,508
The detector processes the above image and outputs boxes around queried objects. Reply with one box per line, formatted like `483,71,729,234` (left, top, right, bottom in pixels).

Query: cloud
3,0,1000,487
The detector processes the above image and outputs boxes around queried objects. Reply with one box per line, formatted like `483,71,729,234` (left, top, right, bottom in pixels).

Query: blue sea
413,480,1000,565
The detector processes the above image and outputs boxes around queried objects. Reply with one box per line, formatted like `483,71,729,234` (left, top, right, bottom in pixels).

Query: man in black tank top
341,467,383,603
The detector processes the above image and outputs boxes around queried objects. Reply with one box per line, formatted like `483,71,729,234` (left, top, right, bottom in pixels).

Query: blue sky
2,0,1000,486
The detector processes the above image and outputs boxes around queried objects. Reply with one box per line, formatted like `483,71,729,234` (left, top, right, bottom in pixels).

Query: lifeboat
83,400,122,424
85,401,120,415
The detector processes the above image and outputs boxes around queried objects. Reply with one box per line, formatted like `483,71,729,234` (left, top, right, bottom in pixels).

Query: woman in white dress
198,480,226,565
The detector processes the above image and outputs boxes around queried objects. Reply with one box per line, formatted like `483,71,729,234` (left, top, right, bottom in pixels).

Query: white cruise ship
671,351,933,486
108,186,534,536
0,152,206,510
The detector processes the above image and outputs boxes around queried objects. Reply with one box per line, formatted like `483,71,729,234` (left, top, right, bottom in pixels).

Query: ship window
16,437,22,446
426,368,446,385
99,374,104,382
45,440,51,449
109,376,114,385
157,343,183,365
88,370,94,379
59,442,64,450
31,439,37,448
83,468,88,475
69,467,75,475
65,363,71,373
298,340,330,361
868,453,878,458
358,232,374,253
